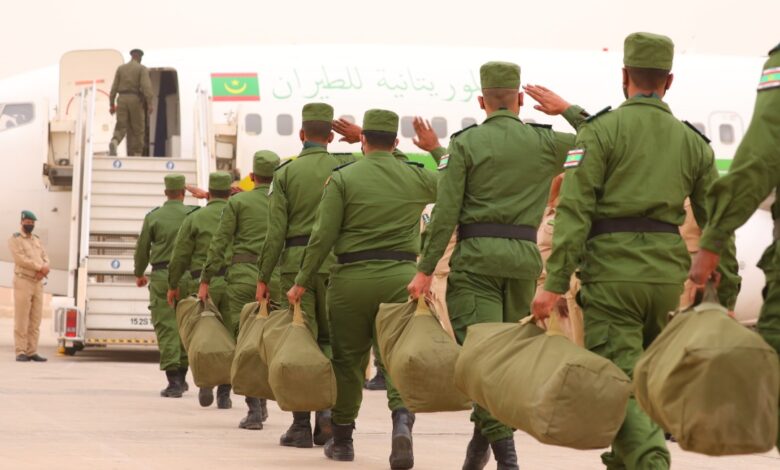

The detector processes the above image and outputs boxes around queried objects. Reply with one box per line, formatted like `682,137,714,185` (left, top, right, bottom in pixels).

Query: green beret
253,150,280,177
480,61,521,89
623,32,674,70
164,174,186,190
130,48,144,56
209,172,232,191
20,210,37,221
302,103,334,123
362,109,399,134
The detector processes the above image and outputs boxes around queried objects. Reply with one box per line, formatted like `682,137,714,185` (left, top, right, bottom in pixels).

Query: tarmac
0,316,779,470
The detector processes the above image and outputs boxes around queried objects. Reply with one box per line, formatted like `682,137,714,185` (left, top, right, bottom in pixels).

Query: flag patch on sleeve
437,154,450,170
267,181,274,195
758,67,780,91
564,149,585,169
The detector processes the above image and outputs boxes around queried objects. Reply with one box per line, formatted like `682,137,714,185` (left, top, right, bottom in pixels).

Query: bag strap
413,296,431,317
256,300,270,319
292,301,305,326
545,309,567,337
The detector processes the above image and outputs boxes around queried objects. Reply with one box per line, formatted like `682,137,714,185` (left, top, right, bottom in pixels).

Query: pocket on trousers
584,320,611,358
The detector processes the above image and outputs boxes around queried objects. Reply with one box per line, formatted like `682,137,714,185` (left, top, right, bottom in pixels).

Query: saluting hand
185,185,209,199
412,117,441,152
332,118,362,144
197,282,209,302
166,288,179,306
532,289,561,321
287,285,306,305
523,85,571,116
407,272,433,299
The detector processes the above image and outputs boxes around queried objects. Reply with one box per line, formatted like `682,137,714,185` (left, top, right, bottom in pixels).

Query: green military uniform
295,108,437,429
699,43,780,450
544,33,740,469
134,174,193,374
417,61,587,446
258,103,354,358
201,151,281,337
109,49,153,156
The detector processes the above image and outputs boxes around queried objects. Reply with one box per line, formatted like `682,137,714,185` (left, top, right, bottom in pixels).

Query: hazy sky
2,0,777,78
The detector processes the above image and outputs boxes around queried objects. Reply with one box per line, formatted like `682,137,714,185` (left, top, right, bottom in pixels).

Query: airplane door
708,111,744,162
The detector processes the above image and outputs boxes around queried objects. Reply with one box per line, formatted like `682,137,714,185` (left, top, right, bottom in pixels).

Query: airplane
0,44,770,338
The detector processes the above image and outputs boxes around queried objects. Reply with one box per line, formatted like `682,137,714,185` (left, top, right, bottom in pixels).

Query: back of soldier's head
480,61,521,109
301,103,334,143
623,32,674,89
361,109,399,151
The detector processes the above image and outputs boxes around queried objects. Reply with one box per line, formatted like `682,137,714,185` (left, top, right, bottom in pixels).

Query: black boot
259,398,268,422
324,421,355,462
313,409,333,446
490,438,518,470
239,397,264,430
199,387,214,407
178,367,189,392
364,361,387,391
279,412,313,448
389,408,415,470
462,425,491,470
160,370,183,398
216,384,232,409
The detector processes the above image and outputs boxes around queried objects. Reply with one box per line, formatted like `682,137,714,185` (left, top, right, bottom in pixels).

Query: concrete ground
0,316,778,470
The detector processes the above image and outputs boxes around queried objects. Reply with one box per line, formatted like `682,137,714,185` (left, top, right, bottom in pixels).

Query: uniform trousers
13,276,43,356
112,94,146,156
758,280,780,450
150,269,187,370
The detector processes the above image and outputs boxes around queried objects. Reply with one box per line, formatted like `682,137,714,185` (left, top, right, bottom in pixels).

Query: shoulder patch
769,42,780,55
333,161,357,171
527,122,552,129
450,123,478,139
273,159,293,172
404,161,425,168
758,65,780,92
437,154,450,170
13,232,20,238
682,121,711,143
563,149,586,169
585,106,612,123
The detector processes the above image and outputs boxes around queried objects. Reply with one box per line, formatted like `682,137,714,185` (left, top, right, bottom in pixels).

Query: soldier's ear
327,132,334,144
518,92,524,107
299,129,305,143
665,73,674,91
394,138,399,149
478,96,486,110
621,68,629,89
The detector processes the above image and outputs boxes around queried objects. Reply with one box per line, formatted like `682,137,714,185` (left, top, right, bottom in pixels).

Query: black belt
151,261,169,272
588,217,679,239
285,235,310,247
457,223,537,243
337,250,417,264
190,267,227,279
232,253,258,264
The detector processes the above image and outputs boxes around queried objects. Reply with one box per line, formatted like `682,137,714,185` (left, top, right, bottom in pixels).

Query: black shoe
280,412,313,448
364,369,387,390
199,387,214,407
216,384,232,409
178,367,189,392
160,370,183,398
462,425,491,470
259,398,268,423
28,354,47,362
490,438,518,470
239,397,264,430
15,354,30,362
324,421,355,462
313,410,333,446
390,408,415,470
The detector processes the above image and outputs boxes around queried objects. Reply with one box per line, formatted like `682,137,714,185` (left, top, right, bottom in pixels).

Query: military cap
480,61,521,89
302,103,334,123
164,174,186,190
208,171,232,191
623,32,674,70
20,210,37,221
362,109,399,133
253,150,281,177
130,49,144,57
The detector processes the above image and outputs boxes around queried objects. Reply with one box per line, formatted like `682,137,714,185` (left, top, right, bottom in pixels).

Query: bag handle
545,309,567,337
413,296,431,317
292,301,305,326
256,300,270,319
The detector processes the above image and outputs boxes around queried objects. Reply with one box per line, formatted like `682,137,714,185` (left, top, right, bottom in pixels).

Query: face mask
22,224,34,234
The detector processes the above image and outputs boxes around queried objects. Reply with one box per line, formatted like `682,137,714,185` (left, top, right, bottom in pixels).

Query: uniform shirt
295,151,438,286
257,145,354,281
201,183,271,284
109,59,153,105
418,105,587,279
700,45,780,279
168,198,229,290
133,200,194,277
8,232,49,280
545,95,740,307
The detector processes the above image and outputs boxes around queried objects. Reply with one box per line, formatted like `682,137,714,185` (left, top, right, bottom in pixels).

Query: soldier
288,109,438,468
689,42,780,450
407,61,589,470
108,49,153,157
167,172,232,410
197,151,281,430
532,33,740,469
8,210,49,362
134,174,194,397
255,103,350,448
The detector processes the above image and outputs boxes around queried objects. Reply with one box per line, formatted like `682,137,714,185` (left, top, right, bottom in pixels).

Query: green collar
253,183,271,191
484,109,521,123
303,141,327,149
365,150,394,160
207,198,228,206
163,200,184,206
620,94,671,114
299,145,329,158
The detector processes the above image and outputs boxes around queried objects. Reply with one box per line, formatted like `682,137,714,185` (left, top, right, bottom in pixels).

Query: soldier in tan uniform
109,49,154,157
7,211,49,362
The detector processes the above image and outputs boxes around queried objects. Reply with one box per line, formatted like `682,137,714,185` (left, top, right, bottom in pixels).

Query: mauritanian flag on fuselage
211,73,260,101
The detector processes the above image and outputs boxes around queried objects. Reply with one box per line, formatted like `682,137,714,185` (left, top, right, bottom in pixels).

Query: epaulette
147,206,160,215
404,161,425,168
333,161,356,171
274,159,293,172
585,106,611,122
331,152,354,157
769,42,780,55
527,122,552,130
187,206,201,215
450,123,478,139
683,120,711,144
33,234,39,239
13,232,20,238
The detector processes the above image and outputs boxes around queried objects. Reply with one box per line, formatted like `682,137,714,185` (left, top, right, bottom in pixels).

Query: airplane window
461,118,477,129
719,124,734,144
245,114,262,136
339,115,355,124
0,103,34,133
431,117,447,138
692,122,706,135
277,114,293,136
400,116,414,138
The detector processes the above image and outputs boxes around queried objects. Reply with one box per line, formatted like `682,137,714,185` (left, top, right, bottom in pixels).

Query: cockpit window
0,103,34,132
